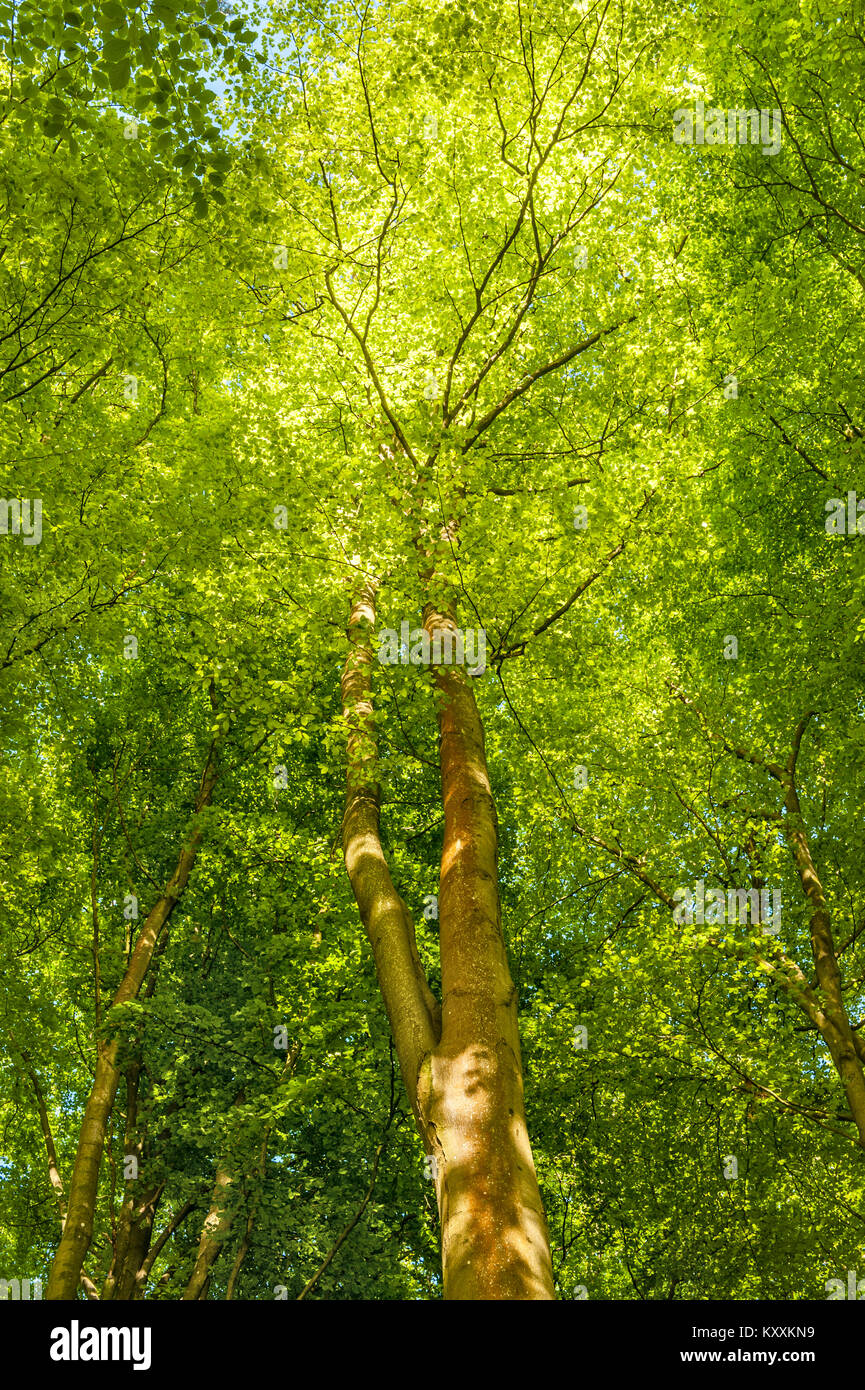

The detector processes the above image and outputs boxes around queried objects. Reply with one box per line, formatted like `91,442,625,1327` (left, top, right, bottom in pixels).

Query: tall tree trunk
420,604,555,1300
341,580,555,1298
46,738,220,1300
341,580,439,1134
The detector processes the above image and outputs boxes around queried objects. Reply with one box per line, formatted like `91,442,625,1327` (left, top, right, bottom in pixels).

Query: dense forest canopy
0,0,863,1302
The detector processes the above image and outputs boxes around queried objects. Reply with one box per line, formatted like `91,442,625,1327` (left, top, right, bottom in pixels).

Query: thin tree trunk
46,737,220,1300
639,694,865,1148
7,1035,67,1227
183,1156,235,1300
131,1199,197,1299
224,1213,254,1301
296,1134,387,1300
782,772,865,1145
101,1063,144,1301
341,579,439,1133
223,1044,301,1300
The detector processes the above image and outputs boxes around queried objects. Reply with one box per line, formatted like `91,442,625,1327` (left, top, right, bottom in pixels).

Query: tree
1,0,863,1304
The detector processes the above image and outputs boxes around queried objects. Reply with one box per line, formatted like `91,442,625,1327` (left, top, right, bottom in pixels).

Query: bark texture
421,604,555,1300
341,580,439,1132
341,580,555,1299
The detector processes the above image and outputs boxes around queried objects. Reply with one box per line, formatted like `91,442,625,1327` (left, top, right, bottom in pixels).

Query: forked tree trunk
103,1180,163,1301
341,580,555,1299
